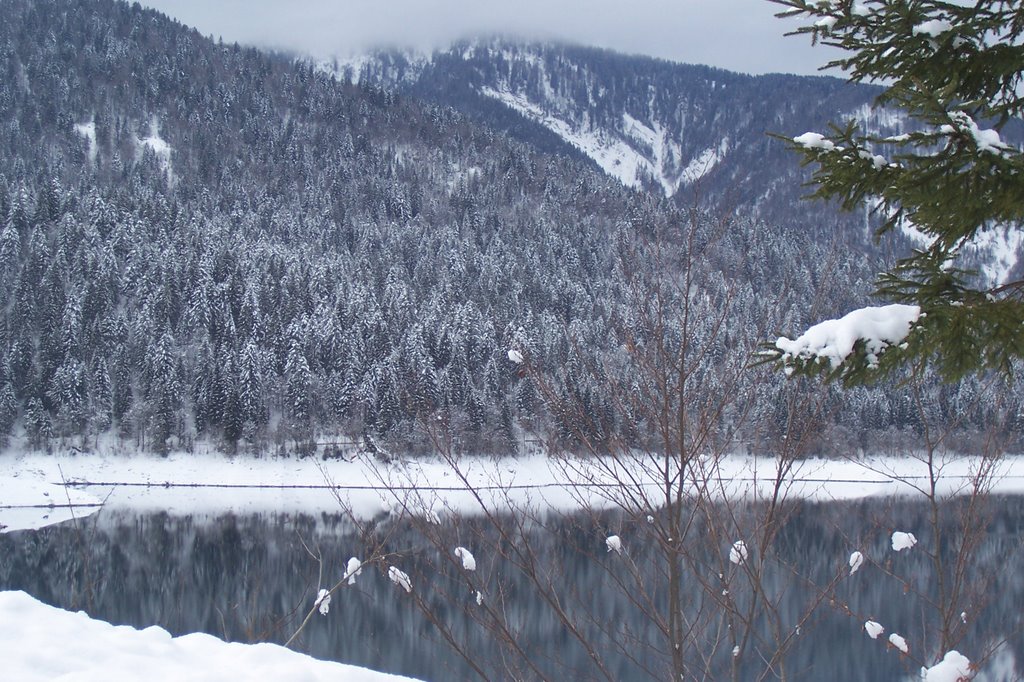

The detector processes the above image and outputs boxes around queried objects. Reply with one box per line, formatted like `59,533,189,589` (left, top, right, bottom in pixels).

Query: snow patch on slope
482,86,650,190
324,54,372,84
851,103,905,136
965,226,1023,287
482,87,724,196
321,50,430,86
74,121,97,164
894,213,1020,289
680,140,729,186
138,118,173,183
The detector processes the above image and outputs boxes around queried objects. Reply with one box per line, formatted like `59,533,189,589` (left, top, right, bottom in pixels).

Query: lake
2,496,1022,681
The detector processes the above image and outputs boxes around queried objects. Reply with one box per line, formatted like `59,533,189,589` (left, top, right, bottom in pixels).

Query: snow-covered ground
3,449,1023,534
0,590,421,682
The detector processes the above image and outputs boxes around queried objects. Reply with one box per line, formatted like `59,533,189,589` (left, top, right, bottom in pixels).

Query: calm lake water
2,497,1022,681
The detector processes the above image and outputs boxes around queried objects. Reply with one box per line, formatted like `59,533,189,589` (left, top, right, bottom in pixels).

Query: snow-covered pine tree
284,334,312,433
147,332,182,453
769,0,1024,383
0,382,17,443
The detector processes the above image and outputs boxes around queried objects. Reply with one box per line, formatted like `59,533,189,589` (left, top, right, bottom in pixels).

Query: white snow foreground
775,304,920,371
0,590,422,682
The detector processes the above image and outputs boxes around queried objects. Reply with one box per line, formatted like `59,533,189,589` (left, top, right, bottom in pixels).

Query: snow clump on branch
775,304,920,372
923,650,972,681
940,111,1013,157
388,566,412,593
606,535,622,554
888,633,909,654
346,557,362,585
729,540,748,566
913,19,953,38
793,132,835,151
891,531,917,552
848,551,864,575
315,589,331,616
454,547,477,571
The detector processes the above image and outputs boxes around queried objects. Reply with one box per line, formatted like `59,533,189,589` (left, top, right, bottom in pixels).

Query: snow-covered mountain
332,38,1022,284
327,41,885,203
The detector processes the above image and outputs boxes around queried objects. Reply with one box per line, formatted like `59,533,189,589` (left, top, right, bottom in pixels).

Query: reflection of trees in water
1,499,1022,680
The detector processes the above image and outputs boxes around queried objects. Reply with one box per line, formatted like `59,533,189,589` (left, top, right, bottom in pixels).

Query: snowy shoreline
4,449,1024,534
0,591,423,682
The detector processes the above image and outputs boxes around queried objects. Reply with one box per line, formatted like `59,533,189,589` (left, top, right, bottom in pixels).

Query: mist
139,0,842,76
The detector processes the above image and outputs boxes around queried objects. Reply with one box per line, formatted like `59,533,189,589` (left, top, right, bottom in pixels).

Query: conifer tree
769,0,1024,383
284,336,312,432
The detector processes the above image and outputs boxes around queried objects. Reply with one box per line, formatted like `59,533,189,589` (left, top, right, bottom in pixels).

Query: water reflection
1,497,1022,681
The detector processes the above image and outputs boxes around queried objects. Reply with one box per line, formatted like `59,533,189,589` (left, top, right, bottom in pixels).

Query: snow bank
775,304,920,370
0,591,421,682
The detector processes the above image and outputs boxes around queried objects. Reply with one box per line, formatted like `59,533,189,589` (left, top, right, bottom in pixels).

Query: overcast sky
138,0,844,76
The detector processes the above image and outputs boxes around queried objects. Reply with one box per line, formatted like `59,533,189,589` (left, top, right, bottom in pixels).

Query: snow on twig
454,547,477,571
388,566,412,593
